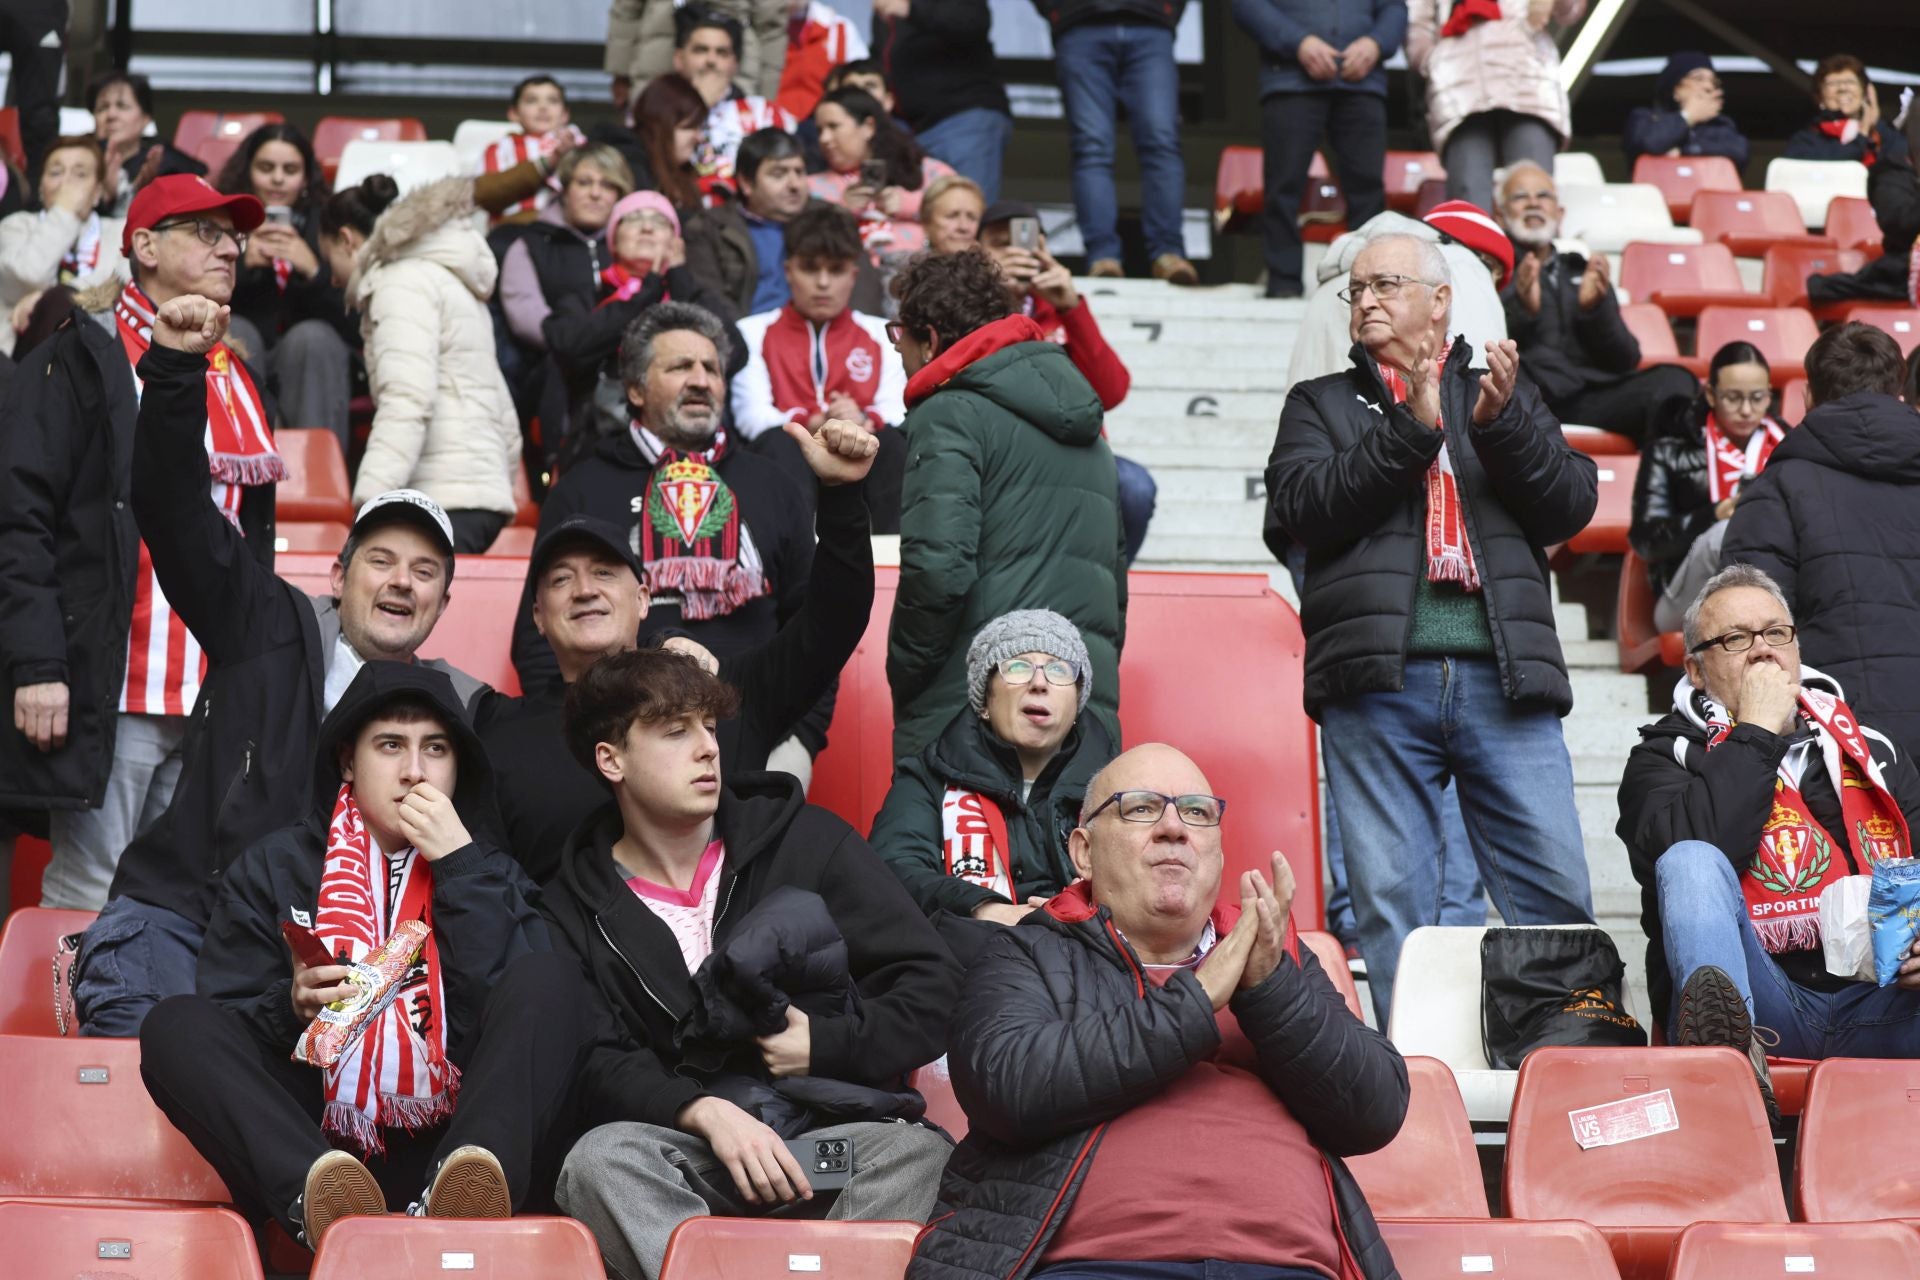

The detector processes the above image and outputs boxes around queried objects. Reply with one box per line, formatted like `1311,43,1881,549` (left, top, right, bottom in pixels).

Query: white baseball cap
352,489,456,560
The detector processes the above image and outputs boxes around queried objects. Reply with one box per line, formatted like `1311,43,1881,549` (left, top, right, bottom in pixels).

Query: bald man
909,745,1410,1280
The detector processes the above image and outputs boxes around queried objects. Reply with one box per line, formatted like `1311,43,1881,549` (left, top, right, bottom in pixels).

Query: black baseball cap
530,515,645,584
980,199,1038,228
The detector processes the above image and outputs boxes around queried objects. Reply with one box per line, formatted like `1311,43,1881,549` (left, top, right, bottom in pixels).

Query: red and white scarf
312,783,458,1156
1440,0,1506,38
1377,352,1481,592
1694,681,1912,951
1703,413,1785,505
58,211,104,284
941,788,1014,901
630,423,770,620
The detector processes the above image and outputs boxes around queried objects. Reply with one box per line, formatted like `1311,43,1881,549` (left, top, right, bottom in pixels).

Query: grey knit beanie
965,609,1092,717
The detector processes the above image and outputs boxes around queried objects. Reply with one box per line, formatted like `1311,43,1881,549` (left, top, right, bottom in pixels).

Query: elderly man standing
910,742,1408,1280
1267,232,1597,1023
1497,161,1696,442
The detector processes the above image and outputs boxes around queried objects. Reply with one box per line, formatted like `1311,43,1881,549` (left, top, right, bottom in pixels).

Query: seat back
1760,242,1865,307
314,115,429,180
9,833,52,910
1347,1056,1489,1217
1631,154,1742,221
1694,306,1820,379
1823,195,1883,254
1619,303,1680,361
333,140,460,194
1794,1056,1920,1220
1503,1046,1788,1228
0,1201,262,1280
1556,184,1678,253
658,1217,920,1280
1300,930,1363,1018
1671,1221,1920,1280
1386,927,1492,1070
1764,157,1870,228
1839,304,1920,356
1384,150,1446,212
1566,453,1640,556
273,521,351,555
1618,242,1745,313
452,119,519,172
1781,377,1809,425
311,1215,603,1278
0,1033,229,1200
1616,548,1684,674
171,110,284,171
1377,1218,1621,1279
274,427,354,525
1689,190,1813,246
0,907,97,1034
1214,144,1264,228
1554,152,1606,186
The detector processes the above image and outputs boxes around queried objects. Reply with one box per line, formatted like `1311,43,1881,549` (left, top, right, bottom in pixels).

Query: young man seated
478,74,588,224
731,203,907,528
138,663,584,1253
544,648,960,1280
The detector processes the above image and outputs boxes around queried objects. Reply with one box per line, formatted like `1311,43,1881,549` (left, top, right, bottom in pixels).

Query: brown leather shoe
1151,253,1199,285
300,1149,385,1249
423,1145,511,1220
1086,257,1124,278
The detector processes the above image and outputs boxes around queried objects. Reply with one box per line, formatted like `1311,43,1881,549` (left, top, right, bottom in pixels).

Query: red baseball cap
1423,199,1515,290
120,174,266,257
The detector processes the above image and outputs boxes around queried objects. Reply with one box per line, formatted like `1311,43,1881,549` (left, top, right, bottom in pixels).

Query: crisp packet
1867,859,1920,987
292,918,430,1068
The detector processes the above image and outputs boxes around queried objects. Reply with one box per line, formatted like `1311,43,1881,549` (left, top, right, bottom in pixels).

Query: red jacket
774,1,869,120
1026,295,1131,411
731,304,906,440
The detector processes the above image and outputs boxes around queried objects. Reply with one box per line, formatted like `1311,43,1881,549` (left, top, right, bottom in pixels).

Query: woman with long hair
807,86,952,264
629,72,707,212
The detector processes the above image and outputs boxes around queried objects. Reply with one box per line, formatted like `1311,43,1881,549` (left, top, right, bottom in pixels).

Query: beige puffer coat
1407,0,1586,154
349,177,521,516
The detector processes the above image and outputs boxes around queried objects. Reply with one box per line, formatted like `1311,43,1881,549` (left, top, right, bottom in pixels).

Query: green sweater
1406,575,1495,656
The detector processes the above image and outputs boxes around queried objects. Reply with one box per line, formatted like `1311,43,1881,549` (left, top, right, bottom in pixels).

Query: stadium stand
1631,154,1742,223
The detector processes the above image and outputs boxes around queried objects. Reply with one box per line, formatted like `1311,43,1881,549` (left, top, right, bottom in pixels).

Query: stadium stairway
1093,276,1654,1023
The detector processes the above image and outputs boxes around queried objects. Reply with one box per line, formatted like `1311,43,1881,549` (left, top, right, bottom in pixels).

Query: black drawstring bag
1481,927,1647,1069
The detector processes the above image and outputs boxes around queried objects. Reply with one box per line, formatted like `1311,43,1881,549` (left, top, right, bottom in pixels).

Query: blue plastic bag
1868,859,1920,986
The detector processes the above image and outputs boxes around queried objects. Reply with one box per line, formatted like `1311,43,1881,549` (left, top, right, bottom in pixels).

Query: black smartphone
859,158,888,191
783,1135,853,1191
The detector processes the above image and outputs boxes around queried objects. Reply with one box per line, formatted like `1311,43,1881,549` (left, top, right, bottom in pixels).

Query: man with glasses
1618,564,1920,1106
1496,160,1697,443
912,741,1409,1280
1267,231,1598,1025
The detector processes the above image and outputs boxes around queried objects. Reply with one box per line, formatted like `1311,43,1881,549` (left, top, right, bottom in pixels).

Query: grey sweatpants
1654,517,1730,634
556,1118,952,1280
1443,109,1561,213
44,712,186,910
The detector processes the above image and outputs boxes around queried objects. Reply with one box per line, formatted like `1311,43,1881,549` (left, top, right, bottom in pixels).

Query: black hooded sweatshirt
540,771,961,1131
194,661,548,1056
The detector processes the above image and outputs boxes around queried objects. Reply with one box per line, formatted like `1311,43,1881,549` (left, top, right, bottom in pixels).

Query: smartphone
263,204,294,226
1009,216,1040,252
281,919,336,969
858,158,888,191
783,1136,853,1191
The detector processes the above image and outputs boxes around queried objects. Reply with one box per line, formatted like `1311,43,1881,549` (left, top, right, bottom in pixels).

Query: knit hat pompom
965,609,1092,718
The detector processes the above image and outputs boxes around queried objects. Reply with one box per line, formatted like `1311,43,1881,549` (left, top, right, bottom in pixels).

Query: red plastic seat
0,906,96,1034
312,116,428,183
1619,303,1681,366
1759,241,1866,308
8,833,52,909
1214,144,1264,231
909,1058,968,1141
1618,242,1748,319
1384,150,1446,214
1839,304,1920,355
1346,1056,1488,1218
658,1217,919,1280
1376,1219,1621,1279
1503,1047,1787,1280
1565,454,1639,556
1669,1221,1920,1279
274,521,350,554
275,553,525,696
1300,929,1362,1018
511,464,538,527
1562,425,1637,456
1794,1057,1920,1220
0,1033,229,1201
0,1200,262,1280
1300,151,1346,244
1689,190,1834,258
1781,377,1809,424
274,428,354,525
171,110,285,173
1616,549,1686,674
1631,154,1742,223
1685,306,1819,383
310,1215,603,1278
1824,195,1883,256
488,526,536,556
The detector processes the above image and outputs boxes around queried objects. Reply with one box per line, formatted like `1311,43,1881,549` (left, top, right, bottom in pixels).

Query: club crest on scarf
650,457,730,545
633,426,771,621
942,788,1013,900
1754,792,1832,897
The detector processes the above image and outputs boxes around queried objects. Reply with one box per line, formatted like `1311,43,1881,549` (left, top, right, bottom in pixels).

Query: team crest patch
845,347,874,382
648,457,733,544
1859,812,1906,863
1755,795,1832,894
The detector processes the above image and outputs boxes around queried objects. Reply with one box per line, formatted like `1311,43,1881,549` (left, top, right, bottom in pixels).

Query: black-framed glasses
1336,274,1429,305
1690,624,1798,655
1084,790,1227,828
1713,389,1772,409
151,217,247,254
996,657,1078,687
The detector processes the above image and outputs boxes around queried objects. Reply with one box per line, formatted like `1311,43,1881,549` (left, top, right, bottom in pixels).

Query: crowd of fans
1,0,1920,1275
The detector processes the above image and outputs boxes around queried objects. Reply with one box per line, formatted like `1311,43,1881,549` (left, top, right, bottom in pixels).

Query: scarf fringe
1754,915,1823,953
322,1099,388,1159
209,451,290,487
647,558,768,621
1428,550,1477,588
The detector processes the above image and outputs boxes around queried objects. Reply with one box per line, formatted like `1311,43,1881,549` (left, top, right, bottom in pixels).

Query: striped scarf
1377,351,1482,592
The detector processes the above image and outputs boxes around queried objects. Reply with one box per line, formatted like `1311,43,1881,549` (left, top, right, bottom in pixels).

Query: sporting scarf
941,788,1015,901
312,782,458,1156
1693,681,1911,952
1703,413,1785,505
630,423,770,620
58,211,103,284
114,283,287,488
1376,352,1482,592
1816,112,1881,165
1440,0,1505,38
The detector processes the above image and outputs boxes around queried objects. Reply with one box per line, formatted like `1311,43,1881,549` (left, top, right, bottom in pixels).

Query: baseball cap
1422,199,1516,290
121,174,266,257
530,515,646,584
352,489,457,563
980,199,1038,228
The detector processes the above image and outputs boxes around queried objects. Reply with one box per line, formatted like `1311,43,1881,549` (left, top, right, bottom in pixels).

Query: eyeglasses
1690,624,1798,655
1084,790,1227,828
995,657,1078,687
1337,274,1430,305
151,217,247,254
1713,389,1772,409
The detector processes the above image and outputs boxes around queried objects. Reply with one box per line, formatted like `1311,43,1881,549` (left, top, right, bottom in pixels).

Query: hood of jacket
904,315,1105,446
308,659,499,830
1765,392,1920,481
928,711,1111,810
350,176,497,306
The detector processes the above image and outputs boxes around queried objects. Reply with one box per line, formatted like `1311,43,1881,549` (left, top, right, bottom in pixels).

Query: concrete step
1095,342,1300,374
1135,528,1275,569
1125,362,1293,394
1561,637,1620,669
1101,316,1288,349
1109,388,1289,424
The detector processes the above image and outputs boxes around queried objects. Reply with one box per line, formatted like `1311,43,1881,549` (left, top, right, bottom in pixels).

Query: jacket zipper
710,872,738,944
595,915,674,1018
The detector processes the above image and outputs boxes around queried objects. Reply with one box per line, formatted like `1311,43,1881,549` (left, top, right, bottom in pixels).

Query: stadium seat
1300,152,1346,244
1566,453,1639,556
1554,152,1606,187
1839,304,1920,355
1823,195,1883,256
0,1032,229,1201
1781,378,1809,424
1765,157,1870,229
1686,306,1819,383
0,1201,263,1280
1562,426,1637,456
172,110,284,173
1214,144,1263,232
1618,242,1748,318
1556,183,1701,253
1631,154,1741,223
0,107,24,173
1384,150,1446,214
1346,1056,1488,1218
273,521,350,555
910,1057,968,1141
1376,1218,1622,1279
452,119,519,173
9,833,51,910
333,140,461,194
1670,1221,1920,1280
1616,549,1686,674
1503,1046,1788,1280
658,1217,919,1280
1413,177,1449,218
1759,241,1866,308
1619,303,1682,367
274,428,354,525
1794,1056,1920,1220
1300,930,1363,1018
274,553,525,696
1688,190,1832,257
511,463,538,527
313,115,428,182
488,526,536,555
310,1215,604,1279
0,906,95,1034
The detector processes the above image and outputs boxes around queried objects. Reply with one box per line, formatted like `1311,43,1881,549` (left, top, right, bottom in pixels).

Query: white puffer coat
350,177,521,515
1406,0,1586,154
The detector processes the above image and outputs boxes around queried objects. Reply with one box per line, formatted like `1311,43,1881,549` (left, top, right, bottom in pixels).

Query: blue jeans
1325,776,1485,948
1054,20,1186,262
1320,658,1594,1026
1114,454,1157,565
1037,1265,1327,1280
1657,840,1920,1057
916,107,1014,203
72,895,205,1038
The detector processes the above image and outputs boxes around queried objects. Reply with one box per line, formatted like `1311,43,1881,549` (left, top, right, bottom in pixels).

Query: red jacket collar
903,313,1045,408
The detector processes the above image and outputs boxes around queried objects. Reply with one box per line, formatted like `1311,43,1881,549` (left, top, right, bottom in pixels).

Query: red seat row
172,111,426,179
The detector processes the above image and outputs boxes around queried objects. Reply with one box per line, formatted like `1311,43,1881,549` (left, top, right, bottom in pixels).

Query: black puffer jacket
908,882,1408,1280
1265,338,1598,717
1722,393,1920,755
1501,251,1643,414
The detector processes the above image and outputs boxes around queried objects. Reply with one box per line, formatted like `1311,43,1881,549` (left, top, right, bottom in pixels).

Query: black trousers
140,950,591,1240
446,508,512,554
1554,364,1700,443
748,423,908,535
0,0,65,181
1259,90,1389,296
